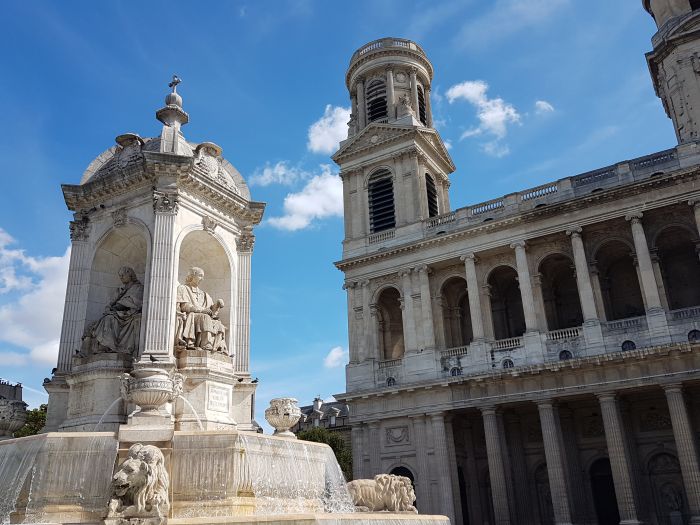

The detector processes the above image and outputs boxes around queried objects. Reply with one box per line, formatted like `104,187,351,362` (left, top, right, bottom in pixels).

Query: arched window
559,350,573,361
417,85,427,125
502,359,514,369
425,174,438,218
440,277,473,348
368,170,396,233
376,287,404,360
489,266,526,340
366,79,388,123
386,377,396,387
596,240,644,320
621,340,636,351
689,329,700,342
450,366,463,376
655,226,700,310
539,254,583,330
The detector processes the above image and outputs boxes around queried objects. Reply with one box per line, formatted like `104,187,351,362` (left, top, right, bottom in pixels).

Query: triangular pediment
332,123,455,174
332,123,418,162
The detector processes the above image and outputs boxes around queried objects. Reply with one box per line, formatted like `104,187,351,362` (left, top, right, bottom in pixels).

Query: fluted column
362,424,371,478
626,213,662,310
351,424,364,481
445,417,464,525
411,415,432,513
368,421,381,475
664,384,700,523
504,414,534,524
386,67,395,119
400,268,418,352
567,227,599,321
344,281,358,363
57,217,92,372
143,190,179,360
417,265,436,349
559,407,593,523
410,68,419,116
461,253,485,340
360,280,372,361
598,393,642,524
481,407,511,525
511,241,538,332
356,78,366,130
430,413,457,524
234,232,254,373
538,401,574,525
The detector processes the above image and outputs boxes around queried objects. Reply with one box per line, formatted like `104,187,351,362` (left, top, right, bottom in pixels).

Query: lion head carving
107,443,169,519
347,473,417,513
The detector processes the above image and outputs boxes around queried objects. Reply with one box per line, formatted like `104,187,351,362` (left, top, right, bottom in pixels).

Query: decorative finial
169,75,181,92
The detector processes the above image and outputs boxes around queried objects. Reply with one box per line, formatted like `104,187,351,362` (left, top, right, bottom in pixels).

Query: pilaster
399,268,418,352
430,413,457,524
235,232,254,374
410,414,432,513
416,265,436,350
481,406,512,525
351,424,364,481
368,421,381,476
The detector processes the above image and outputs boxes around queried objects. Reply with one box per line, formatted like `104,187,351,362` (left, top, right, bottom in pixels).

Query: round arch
654,225,700,309
538,253,583,330
594,239,644,321
363,165,396,189
374,286,404,360
488,265,525,340
440,276,472,347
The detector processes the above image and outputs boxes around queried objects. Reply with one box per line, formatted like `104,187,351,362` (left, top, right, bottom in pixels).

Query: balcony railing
492,337,522,351
441,345,469,358
605,316,645,331
368,229,395,245
546,326,583,341
351,38,426,62
425,212,456,230
670,305,700,321
378,358,402,369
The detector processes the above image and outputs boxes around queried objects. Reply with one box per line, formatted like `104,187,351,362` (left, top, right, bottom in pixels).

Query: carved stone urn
265,397,301,438
0,399,28,440
120,368,184,416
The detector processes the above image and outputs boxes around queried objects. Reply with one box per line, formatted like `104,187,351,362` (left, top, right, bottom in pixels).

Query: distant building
292,397,351,446
0,379,27,440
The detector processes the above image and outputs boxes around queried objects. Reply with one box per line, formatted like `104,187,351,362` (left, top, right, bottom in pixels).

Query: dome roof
80,135,251,201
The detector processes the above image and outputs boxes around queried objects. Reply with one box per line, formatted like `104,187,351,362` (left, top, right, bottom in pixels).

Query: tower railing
351,38,427,63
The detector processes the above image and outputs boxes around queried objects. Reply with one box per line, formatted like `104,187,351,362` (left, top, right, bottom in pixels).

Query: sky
0,1,674,428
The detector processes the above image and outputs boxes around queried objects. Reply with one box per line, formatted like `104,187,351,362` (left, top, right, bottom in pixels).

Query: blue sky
0,1,673,425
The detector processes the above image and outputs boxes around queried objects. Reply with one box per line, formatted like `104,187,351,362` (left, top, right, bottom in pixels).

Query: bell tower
645,0,700,143
332,38,454,255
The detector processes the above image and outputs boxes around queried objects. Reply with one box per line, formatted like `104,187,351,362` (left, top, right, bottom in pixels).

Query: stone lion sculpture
107,443,169,520
347,474,417,513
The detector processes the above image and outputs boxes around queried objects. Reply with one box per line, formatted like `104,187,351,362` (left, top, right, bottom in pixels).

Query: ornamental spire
156,74,189,154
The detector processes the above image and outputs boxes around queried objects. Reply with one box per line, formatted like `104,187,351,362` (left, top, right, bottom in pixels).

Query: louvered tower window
366,80,388,123
368,170,396,233
426,174,438,217
417,85,427,125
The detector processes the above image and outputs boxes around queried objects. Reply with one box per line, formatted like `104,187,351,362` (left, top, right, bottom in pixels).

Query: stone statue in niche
81,266,143,357
175,266,227,353
106,443,169,523
397,93,415,118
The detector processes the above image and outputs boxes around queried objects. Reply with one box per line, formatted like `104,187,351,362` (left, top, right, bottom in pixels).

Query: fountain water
92,398,122,432
178,396,204,431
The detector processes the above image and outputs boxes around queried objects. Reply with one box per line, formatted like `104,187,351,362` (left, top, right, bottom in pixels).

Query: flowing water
92,398,122,432
179,396,204,431
0,436,43,524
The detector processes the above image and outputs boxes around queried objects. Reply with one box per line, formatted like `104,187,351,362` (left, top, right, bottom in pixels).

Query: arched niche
177,230,233,350
87,224,149,327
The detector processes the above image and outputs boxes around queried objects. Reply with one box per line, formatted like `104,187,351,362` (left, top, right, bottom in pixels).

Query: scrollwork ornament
112,208,128,228
202,215,218,234
69,216,90,241
237,233,255,253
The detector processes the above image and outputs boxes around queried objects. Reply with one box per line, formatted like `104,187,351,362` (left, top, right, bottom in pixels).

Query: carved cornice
335,166,700,272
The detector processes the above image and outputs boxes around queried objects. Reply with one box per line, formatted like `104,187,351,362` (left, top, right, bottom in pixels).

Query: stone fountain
0,79,449,525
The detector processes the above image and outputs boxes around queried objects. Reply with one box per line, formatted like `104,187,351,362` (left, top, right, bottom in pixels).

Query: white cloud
0,228,70,367
267,165,343,230
444,139,453,150
535,100,555,114
454,0,569,50
323,346,347,368
446,80,520,156
249,161,308,187
307,105,351,155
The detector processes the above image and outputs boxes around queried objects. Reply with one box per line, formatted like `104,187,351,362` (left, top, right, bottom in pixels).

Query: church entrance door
590,458,620,525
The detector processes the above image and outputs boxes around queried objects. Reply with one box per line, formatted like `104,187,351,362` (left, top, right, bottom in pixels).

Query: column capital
428,411,446,422
153,190,179,214
409,66,418,75
460,252,478,263
236,233,255,253
343,281,358,290
368,420,380,429
537,399,557,410
596,391,618,403
69,216,90,242
360,280,371,288
480,405,499,416
384,65,394,73
566,226,583,237
663,382,685,394
408,413,426,422
688,199,700,210
398,268,413,278
625,211,643,224
510,240,527,250
355,75,365,84
416,264,431,275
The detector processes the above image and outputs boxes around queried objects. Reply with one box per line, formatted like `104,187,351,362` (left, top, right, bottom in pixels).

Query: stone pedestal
61,353,133,431
175,350,247,430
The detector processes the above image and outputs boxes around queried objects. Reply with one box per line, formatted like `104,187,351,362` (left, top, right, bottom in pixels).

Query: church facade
334,2,700,524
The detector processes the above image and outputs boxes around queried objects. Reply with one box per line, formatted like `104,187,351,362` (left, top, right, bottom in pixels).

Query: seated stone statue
175,267,227,353
81,266,143,357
